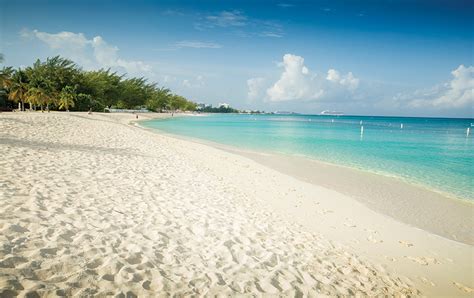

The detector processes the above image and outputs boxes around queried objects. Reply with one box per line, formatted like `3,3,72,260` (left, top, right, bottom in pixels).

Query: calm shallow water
143,114,474,200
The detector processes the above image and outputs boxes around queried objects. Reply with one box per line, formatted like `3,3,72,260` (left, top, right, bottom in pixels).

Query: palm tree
0,66,14,89
58,86,75,111
26,87,51,112
8,69,29,111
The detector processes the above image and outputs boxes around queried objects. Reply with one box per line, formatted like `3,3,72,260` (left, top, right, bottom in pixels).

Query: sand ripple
0,113,420,296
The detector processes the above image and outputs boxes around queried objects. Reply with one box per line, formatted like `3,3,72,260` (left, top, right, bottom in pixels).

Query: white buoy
401,123,404,129
467,127,470,137
360,120,363,125
332,119,334,123
360,125,364,135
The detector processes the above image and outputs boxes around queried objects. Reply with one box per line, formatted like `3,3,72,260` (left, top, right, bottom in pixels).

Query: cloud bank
22,29,151,75
247,77,265,101
259,54,359,102
248,54,472,116
183,75,204,88
195,11,284,38
205,10,247,27
398,65,474,109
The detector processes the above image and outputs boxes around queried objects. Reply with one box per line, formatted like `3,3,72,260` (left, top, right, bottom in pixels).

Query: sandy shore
223,148,474,245
0,112,472,296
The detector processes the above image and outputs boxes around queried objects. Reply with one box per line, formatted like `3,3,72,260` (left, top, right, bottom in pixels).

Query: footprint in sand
404,256,440,266
86,259,103,270
142,280,151,290
384,256,397,262
39,247,58,257
343,222,356,228
453,281,474,293
399,240,414,247
420,277,436,287
102,274,115,282
367,235,383,244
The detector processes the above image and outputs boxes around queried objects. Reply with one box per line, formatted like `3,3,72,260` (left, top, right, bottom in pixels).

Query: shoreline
139,117,474,245
139,115,472,203
1,112,472,296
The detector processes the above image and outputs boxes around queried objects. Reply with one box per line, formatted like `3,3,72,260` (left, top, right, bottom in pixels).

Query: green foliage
58,86,76,111
8,69,29,111
0,66,14,89
80,69,122,109
26,86,51,111
146,87,171,111
0,56,198,112
200,105,239,113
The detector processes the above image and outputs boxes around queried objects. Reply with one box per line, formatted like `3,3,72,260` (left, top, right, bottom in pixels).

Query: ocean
142,114,474,201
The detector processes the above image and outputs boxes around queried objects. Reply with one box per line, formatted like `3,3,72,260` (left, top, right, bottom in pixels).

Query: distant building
218,103,230,108
196,103,211,110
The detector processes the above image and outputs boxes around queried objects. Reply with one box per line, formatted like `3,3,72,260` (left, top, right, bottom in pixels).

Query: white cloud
395,65,474,109
326,69,359,90
175,40,222,49
266,54,320,101
91,36,118,67
326,69,340,82
260,32,283,38
258,21,284,38
162,75,176,83
195,11,284,38
205,10,247,27
30,30,89,49
183,75,204,88
247,77,265,101
24,29,151,75
91,36,151,73
265,54,358,102
182,80,191,87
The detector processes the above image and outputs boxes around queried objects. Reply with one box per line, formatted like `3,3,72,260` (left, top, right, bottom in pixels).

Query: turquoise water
143,114,474,200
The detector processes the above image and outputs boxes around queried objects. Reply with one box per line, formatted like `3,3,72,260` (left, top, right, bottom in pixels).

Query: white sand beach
0,112,472,296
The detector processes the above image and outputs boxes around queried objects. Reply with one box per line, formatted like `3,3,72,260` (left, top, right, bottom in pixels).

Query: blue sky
1,0,473,117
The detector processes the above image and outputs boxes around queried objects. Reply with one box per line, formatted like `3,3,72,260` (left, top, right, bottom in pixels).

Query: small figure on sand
136,114,138,119
88,108,92,115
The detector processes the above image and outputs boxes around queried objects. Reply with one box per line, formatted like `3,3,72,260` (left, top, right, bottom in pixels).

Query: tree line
199,105,239,113
0,56,197,112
